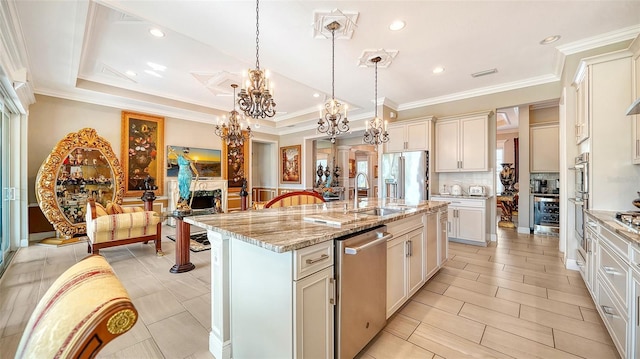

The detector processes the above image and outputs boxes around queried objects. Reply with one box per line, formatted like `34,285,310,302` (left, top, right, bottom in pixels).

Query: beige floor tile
423,279,449,294
553,329,619,359
475,246,511,257
525,255,564,266
451,254,505,270
119,273,166,299
490,253,547,271
163,274,211,302
523,275,589,296
97,318,153,356
408,322,511,359
519,305,613,345
547,288,596,309
580,306,606,325
400,301,485,343
410,289,464,314
544,263,583,278
460,303,554,346
433,273,498,297
505,265,571,284
382,313,420,340
443,285,520,317
0,301,36,338
443,259,467,269
97,337,165,359
567,274,589,287
183,293,212,331
477,274,547,297
508,248,548,257
0,333,21,358
448,242,480,254
482,325,582,359
496,287,583,320
134,289,187,325
364,331,436,359
183,349,216,359
437,265,480,280
463,263,525,282
450,249,491,261
147,311,210,359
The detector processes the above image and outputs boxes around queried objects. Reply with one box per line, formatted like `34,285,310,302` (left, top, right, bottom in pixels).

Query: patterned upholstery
14,255,137,359
264,191,326,208
86,198,163,255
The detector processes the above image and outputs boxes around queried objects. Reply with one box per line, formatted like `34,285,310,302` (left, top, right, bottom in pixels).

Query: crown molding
556,24,640,56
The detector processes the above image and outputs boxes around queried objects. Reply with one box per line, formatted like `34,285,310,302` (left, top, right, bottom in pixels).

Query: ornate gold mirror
36,128,125,238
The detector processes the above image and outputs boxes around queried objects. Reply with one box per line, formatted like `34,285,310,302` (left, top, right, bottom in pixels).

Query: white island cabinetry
230,239,334,359
432,196,490,246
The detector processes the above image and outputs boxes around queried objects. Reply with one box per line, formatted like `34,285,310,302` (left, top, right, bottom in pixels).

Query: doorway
250,139,278,205
0,98,12,276
496,107,520,235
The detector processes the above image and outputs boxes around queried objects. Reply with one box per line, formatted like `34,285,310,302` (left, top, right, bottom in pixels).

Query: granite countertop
184,198,448,253
431,194,494,200
585,209,640,247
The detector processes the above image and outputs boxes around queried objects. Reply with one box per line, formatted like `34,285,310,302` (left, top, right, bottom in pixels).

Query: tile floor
0,225,619,359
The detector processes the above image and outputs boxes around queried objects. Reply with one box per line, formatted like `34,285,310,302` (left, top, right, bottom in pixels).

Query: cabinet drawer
598,242,629,308
597,278,627,358
386,215,422,237
294,241,334,280
600,225,629,258
631,245,640,272
446,200,485,208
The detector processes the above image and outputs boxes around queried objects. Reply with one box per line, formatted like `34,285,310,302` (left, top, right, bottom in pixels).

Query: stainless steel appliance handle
345,233,393,255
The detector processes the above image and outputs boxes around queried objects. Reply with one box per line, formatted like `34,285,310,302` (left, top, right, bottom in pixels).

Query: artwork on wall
222,132,250,188
121,111,164,196
167,146,221,178
349,159,356,178
280,145,301,184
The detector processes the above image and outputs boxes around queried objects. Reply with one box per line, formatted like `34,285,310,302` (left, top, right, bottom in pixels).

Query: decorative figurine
169,146,199,213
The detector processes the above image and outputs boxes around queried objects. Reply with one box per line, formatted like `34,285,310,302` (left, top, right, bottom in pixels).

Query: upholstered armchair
14,255,137,359
85,198,163,255
264,190,326,208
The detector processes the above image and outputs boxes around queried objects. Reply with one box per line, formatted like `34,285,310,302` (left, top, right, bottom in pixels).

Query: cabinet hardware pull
637,295,639,326
409,240,413,256
586,221,597,228
636,139,639,157
329,278,336,305
601,305,617,317
306,254,329,264
576,260,584,267
603,266,621,276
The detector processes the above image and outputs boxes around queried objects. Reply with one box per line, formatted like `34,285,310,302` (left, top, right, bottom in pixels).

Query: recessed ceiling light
125,70,137,77
149,28,165,38
313,93,320,98
389,20,406,31
146,62,166,72
539,35,561,45
471,68,498,78
433,66,445,74
144,70,162,78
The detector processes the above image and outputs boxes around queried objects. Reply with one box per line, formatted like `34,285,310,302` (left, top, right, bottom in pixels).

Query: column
337,145,350,198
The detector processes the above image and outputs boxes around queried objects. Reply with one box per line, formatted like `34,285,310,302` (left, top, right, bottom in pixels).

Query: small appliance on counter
468,185,485,196
450,184,462,196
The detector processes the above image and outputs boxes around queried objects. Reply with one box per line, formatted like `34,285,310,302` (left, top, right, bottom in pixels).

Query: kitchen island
185,198,448,359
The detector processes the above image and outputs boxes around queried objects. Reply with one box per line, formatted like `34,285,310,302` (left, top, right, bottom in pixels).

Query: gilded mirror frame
36,128,125,238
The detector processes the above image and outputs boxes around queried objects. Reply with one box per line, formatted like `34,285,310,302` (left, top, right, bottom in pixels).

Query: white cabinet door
386,235,408,318
633,48,640,164
530,125,559,172
407,227,425,297
633,273,640,359
435,120,460,172
424,212,439,279
439,210,448,266
575,69,590,145
460,116,488,171
293,266,334,359
446,206,456,238
406,122,429,151
456,207,485,243
385,125,407,152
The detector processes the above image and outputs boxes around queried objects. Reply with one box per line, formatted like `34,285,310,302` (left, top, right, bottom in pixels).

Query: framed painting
280,145,301,184
167,146,221,178
121,111,164,196
222,133,250,188
349,159,356,178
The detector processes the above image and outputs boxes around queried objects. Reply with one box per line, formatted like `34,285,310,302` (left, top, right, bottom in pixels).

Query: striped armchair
14,255,137,359
85,198,163,255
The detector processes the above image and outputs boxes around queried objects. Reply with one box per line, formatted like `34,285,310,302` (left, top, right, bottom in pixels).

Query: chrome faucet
354,172,370,208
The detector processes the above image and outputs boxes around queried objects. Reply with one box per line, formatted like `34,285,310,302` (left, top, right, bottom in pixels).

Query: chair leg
155,222,164,256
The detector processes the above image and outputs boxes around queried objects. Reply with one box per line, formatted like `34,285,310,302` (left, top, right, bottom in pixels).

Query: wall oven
573,152,589,247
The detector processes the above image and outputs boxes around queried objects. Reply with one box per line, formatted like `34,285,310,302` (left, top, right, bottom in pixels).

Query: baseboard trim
517,227,531,234
210,333,231,359
565,258,580,271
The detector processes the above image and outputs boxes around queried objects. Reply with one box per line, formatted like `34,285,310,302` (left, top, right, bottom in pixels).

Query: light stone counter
586,209,640,247
184,198,448,253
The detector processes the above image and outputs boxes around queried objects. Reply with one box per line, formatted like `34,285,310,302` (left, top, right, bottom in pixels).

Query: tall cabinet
435,112,490,172
631,40,640,163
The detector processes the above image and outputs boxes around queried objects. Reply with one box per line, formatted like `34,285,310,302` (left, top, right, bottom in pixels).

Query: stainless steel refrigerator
381,151,429,200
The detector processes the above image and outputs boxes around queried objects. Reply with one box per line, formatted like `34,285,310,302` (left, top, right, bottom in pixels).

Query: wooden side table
166,208,213,273
497,194,516,228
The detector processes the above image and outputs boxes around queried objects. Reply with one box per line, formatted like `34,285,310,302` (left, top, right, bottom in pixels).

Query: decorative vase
499,163,516,194
633,192,640,208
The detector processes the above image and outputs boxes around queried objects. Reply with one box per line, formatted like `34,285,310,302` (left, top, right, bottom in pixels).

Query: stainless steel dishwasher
335,225,391,359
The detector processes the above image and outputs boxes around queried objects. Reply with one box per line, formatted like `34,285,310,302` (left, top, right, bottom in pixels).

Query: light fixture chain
255,0,260,70
374,60,378,118
331,28,335,100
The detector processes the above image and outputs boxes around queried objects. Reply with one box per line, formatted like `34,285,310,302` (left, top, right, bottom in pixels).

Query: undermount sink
358,207,406,216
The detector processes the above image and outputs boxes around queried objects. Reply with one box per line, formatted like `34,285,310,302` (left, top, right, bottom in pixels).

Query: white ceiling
12,1,640,136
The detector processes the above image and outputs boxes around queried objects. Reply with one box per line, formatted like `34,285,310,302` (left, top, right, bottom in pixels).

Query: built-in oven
573,152,589,244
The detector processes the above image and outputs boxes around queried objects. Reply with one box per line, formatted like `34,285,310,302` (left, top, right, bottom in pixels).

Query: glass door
0,98,10,275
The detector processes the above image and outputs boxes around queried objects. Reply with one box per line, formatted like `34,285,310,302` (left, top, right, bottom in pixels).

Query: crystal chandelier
317,21,349,144
237,0,276,119
215,84,252,146
363,56,389,145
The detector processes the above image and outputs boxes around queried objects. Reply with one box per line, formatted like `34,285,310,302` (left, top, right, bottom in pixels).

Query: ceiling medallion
317,21,349,144
237,0,276,119
363,56,389,146
215,84,252,146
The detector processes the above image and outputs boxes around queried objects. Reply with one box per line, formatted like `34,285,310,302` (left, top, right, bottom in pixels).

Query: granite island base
185,198,448,359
